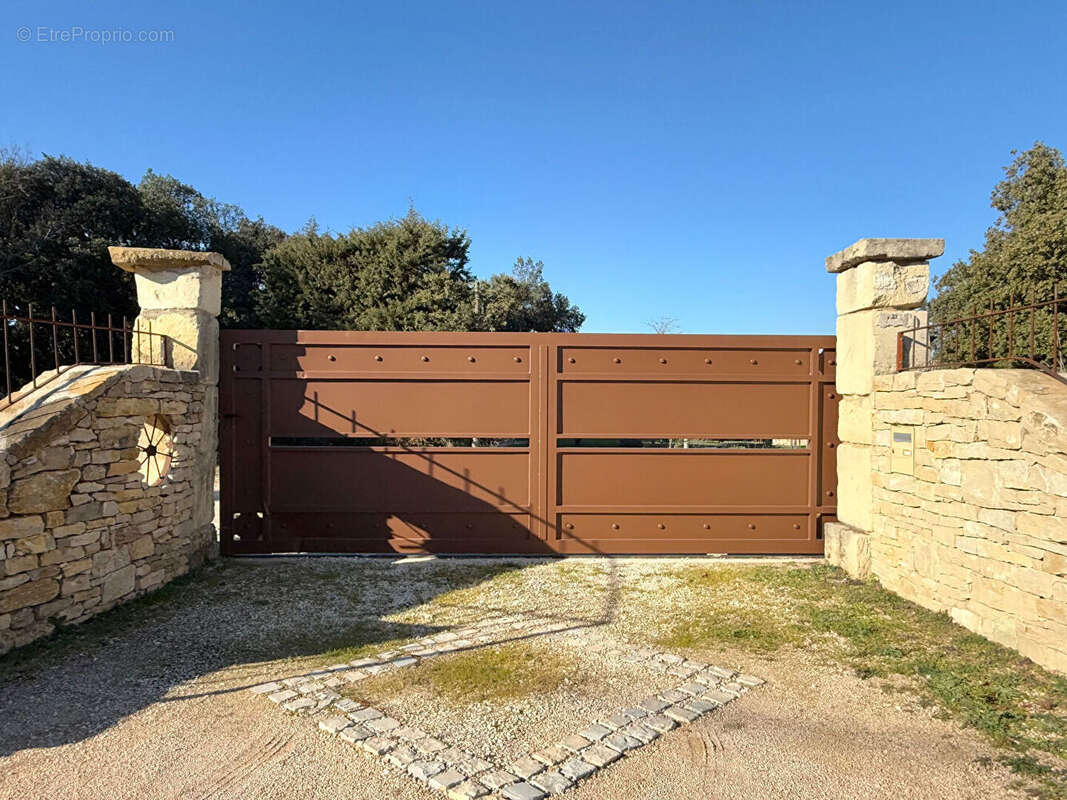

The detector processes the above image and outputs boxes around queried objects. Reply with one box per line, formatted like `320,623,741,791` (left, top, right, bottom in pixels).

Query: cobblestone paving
248,614,763,798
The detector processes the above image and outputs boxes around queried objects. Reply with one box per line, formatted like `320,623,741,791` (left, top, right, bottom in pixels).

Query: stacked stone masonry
859,368,1067,673
0,364,215,653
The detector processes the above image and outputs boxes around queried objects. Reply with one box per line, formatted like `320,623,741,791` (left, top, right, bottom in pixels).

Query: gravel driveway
0,556,1023,799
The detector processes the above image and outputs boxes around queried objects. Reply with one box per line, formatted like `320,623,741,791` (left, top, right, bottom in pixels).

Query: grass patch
654,563,1067,799
351,641,579,705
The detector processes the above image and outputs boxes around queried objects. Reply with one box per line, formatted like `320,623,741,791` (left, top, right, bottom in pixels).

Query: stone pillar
109,247,230,546
824,238,942,576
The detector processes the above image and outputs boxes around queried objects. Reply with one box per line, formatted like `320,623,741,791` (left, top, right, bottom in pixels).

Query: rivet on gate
613,357,622,364
328,354,336,361
704,358,712,364
659,357,667,364
421,355,430,362
468,356,476,363
568,357,576,363
794,358,802,365
703,523,710,530
748,523,757,530
374,355,383,362
828,392,836,399
830,360,837,366
657,523,666,530
826,490,835,497
793,523,801,530
514,356,522,362
611,523,620,529
750,359,758,365
565,522,574,530
827,442,835,448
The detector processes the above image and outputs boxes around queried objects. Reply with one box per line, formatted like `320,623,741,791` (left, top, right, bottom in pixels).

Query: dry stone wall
0,364,214,653
860,367,1067,672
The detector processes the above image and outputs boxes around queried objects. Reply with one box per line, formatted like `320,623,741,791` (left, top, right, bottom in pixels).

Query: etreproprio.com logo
16,26,175,44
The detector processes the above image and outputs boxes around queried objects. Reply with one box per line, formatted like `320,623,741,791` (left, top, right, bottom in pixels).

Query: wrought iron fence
897,288,1066,386
0,301,170,409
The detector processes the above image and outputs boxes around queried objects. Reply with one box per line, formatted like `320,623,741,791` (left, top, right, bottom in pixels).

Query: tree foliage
476,257,585,332
257,218,584,333
137,171,286,328
930,143,1067,364
256,212,476,330
0,154,585,349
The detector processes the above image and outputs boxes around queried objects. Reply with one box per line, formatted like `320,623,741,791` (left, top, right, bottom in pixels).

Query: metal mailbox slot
891,427,915,475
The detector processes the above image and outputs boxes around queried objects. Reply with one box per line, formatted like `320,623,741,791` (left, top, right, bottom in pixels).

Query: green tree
475,257,585,332
256,211,476,330
0,154,144,320
137,171,285,328
930,142,1067,365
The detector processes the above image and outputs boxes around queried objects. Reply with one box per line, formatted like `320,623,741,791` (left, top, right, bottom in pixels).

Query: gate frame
219,330,837,556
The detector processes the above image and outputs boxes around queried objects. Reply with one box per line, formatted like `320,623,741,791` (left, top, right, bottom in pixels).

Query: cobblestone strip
248,614,764,797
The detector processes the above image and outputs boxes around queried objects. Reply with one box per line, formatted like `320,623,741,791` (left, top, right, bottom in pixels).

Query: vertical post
107,313,114,362
988,298,994,360
91,311,99,362
72,309,79,364
28,302,36,389
1008,292,1014,359
823,238,942,577
1055,284,1060,373
2,299,11,403
109,246,230,561
970,304,976,363
50,306,60,374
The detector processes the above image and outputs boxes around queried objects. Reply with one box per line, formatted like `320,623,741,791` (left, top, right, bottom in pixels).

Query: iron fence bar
970,304,976,363
988,298,994,363
28,302,36,389
1055,284,1061,373
51,306,60,377
0,302,170,410
1008,292,1014,359
2,299,10,404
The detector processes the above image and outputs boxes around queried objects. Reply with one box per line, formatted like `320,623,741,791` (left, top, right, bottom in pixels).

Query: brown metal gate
219,331,837,555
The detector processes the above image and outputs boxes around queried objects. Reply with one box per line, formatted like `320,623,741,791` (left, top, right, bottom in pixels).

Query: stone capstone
826,238,945,273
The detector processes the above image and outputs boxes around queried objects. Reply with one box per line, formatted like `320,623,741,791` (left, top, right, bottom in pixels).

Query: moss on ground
654,563,1067,798
351,641,579,705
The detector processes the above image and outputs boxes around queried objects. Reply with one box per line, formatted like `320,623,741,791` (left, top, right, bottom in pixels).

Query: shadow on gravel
0,555,607,756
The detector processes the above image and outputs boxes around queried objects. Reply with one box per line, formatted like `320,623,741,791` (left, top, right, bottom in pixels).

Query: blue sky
2,0,1064,334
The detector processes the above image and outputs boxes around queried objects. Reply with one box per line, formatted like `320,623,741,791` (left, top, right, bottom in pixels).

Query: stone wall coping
0,364,199,460
826,238,945,273
108,246,231,273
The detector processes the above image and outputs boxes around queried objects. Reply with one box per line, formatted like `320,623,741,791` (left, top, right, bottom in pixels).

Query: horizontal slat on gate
268,449,531,511
557,381,810,437
269,343,532,374
557,451,809,507
268,380,530,437
270,512,547,554
554,513,819,555
558,346,813,375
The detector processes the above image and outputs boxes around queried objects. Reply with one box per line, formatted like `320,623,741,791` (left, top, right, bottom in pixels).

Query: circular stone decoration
138,415,175,487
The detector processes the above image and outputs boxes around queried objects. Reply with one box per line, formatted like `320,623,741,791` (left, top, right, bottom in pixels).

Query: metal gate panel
558,381,811,437
220,330,837,555
554,513,811,555
556,450,810,507
268,449,530,511
267,379,530,437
